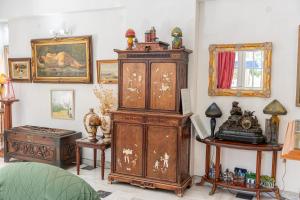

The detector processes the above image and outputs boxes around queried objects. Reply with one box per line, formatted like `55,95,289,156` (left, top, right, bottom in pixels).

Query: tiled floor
0,158,276,200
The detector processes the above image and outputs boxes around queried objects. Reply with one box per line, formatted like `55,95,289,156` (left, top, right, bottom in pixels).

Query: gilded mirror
208,42,272,97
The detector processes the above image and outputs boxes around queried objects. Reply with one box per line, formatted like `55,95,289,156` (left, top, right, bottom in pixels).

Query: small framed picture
8,58,31,82
51,90,75,120
97,60,118,84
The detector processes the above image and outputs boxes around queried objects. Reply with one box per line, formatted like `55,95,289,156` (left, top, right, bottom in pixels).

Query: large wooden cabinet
108,48,192,196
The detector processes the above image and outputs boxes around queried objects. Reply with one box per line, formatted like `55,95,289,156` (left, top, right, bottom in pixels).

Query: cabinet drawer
113,114,144,123
146,116,179,126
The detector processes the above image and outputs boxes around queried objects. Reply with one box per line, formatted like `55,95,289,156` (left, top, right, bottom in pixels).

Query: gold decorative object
93,84,117,143
208,42,272,97
83,108,101,142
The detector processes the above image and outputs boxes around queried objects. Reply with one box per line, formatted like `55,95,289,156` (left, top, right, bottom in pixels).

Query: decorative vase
100,113,112,143
83,108,101,142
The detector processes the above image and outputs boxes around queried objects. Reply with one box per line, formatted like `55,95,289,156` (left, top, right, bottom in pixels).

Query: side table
196,135,283,200
76,137,111,180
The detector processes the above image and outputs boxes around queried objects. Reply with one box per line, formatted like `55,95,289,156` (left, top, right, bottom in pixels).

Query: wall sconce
49,27,72,38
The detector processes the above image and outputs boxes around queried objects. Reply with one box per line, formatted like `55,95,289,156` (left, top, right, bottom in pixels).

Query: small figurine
171,27,183,49
125,28,136,50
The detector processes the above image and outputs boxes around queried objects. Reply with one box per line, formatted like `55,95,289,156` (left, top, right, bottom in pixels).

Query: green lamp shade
205,103,222,118
263,99,287,115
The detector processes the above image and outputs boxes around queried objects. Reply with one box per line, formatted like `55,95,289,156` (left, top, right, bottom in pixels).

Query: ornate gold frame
208,42,272,97
31,36,93,83
96,59,118,84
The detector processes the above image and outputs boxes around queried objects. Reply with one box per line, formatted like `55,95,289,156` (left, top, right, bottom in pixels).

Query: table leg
256,151,262,200
93,149,97,168
197,144,211,186
101,147,105,180
210,146,220,195
76,146,80,175
271,151,278,179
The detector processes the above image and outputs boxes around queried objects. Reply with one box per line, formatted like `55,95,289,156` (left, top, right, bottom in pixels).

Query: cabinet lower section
108,173,192,197
109,111,192,196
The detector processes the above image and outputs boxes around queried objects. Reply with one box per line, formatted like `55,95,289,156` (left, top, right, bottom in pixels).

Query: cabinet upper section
115,49,192,114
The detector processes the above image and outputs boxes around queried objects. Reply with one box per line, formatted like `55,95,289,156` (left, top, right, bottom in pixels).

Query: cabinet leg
175,189,183,197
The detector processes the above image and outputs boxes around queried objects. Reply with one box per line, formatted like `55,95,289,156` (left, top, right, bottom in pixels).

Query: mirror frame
208,42,272,97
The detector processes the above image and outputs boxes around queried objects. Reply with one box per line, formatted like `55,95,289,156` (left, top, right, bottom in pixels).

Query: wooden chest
108,111,192,196
115,49,192,114
4,125,82,167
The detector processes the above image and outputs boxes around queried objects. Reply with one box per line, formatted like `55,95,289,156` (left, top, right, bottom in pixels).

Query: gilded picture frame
50,89,75,120
8,58,31,82
31,36,93,83
208,42,272,97
97,59,118,84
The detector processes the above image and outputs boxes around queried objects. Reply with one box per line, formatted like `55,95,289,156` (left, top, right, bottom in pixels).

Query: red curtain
217,51,235,89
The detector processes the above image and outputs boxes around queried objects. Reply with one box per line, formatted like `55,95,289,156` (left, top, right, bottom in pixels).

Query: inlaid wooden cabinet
117,49,192,113
109,48,192,197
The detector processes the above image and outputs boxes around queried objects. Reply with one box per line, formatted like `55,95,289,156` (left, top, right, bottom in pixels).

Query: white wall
4,0,197,164
195,0,300,193
0,22,8,73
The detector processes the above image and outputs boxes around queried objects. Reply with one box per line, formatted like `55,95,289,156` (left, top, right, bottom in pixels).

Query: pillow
0,162,99,200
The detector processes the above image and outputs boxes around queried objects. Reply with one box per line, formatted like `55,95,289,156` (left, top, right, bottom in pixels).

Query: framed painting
8,58,31,82
31,36,93,83
51,90,75,120
97,60,118,84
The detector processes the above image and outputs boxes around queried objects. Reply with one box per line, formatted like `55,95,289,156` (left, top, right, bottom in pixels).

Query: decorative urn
125,28,136,50
171,27,183,49
83,108,101,142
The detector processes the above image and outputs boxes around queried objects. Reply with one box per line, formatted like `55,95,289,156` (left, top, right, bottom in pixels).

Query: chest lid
8,125,77,137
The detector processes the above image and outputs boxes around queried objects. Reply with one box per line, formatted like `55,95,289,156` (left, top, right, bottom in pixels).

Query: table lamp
263,99,287,144
205,103,222,138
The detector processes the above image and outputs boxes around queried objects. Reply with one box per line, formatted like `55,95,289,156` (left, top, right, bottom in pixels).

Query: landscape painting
31,36,92,83
97,60,118,84
51,90,74,120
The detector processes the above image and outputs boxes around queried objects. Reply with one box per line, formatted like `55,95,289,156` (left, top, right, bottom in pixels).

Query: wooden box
115,48,192,114
108,111,192,196
4,125,82,167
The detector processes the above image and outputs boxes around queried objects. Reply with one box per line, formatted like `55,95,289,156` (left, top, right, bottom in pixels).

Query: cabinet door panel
146,126,177,182
115,123,143,176
150,63,177,111
121,63,146,109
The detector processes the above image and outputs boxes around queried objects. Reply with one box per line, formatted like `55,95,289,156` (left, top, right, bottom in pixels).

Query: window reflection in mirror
209,43,272,97
230,50,264,89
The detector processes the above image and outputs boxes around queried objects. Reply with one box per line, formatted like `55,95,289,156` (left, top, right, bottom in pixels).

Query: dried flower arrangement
93,84,117,115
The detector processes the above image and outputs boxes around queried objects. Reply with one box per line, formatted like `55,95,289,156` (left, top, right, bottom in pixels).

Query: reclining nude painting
31,36,92,83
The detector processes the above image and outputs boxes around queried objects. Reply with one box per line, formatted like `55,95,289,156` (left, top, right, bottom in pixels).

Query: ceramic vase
83,108,101,142
100,113,112,143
